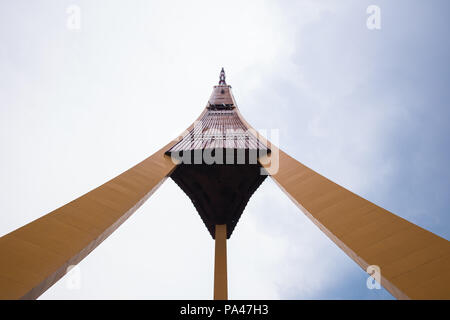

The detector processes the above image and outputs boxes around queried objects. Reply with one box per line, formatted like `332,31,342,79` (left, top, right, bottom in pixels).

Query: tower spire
219,67,226,85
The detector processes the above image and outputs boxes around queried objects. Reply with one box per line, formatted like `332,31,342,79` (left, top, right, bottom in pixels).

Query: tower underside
171,159,266,238
166,85,269,239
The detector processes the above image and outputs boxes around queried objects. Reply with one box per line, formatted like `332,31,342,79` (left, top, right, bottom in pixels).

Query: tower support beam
234,107,450,300
261,145,450,299
0,110,208,300
214,224,228,300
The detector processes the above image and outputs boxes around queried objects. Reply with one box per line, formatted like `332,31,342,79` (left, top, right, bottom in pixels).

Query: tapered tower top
208,68,233,109
219,67,226,85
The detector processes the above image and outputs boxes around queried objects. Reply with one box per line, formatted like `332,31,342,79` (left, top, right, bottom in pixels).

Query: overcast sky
0,0,449,299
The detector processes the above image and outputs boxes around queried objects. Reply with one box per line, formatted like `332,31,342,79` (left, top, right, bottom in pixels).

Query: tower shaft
214,224,228,300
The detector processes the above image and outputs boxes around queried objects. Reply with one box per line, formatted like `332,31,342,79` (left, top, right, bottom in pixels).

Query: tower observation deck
166,69,269,238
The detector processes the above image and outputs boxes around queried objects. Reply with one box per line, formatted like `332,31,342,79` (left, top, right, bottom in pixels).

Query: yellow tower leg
214,224,228,300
